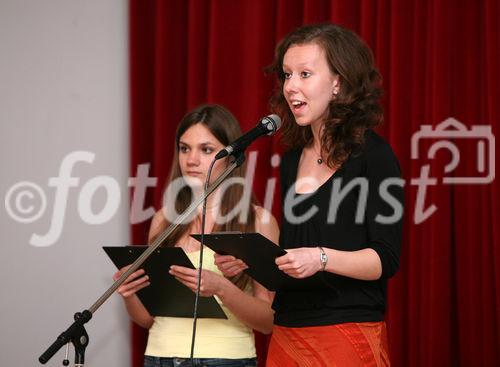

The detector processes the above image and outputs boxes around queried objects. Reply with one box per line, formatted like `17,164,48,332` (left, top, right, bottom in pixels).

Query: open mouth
291,100,307,112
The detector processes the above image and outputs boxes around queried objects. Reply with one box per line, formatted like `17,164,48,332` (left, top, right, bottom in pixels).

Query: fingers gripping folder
191,232,336,291
103,246,227,319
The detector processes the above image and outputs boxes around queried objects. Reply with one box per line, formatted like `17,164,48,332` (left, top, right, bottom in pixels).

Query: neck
310,120,324,151
192,186,220,211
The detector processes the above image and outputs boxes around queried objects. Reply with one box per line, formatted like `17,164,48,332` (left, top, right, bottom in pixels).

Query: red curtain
129,1,500,366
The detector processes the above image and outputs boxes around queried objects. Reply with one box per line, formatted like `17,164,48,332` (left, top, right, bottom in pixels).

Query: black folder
190,233,331,291
103,246,227,319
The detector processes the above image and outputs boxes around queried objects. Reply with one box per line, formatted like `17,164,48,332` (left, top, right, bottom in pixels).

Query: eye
300,71,311,78
202,146,214,154
179,145,189,153
283,72,291,80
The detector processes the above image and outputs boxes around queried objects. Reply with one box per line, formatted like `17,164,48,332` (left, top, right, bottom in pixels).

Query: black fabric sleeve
365,141,405,279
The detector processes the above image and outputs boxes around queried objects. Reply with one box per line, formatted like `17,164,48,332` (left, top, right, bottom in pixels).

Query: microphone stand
39,153,246,366
189,150,237,364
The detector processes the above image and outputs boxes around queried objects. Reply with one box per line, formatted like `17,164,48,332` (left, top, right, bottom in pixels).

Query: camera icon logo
411,117,495,184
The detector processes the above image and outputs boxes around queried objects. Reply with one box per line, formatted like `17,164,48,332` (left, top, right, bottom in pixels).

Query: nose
186,149,200,166
284,74,299,96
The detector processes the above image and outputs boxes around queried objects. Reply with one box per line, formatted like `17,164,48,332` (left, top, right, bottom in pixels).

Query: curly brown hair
268,23,383,167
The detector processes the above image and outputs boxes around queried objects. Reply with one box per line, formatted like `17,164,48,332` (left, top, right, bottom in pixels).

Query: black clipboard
103,246,227,319
190,233,329,291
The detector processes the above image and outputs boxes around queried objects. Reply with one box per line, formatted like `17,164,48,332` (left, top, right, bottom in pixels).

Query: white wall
0,1,131,366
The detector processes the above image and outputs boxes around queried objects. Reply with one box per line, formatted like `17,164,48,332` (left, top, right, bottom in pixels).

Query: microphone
215,114,282,160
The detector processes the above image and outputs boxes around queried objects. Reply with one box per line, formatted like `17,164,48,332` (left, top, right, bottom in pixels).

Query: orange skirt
266,322,390,367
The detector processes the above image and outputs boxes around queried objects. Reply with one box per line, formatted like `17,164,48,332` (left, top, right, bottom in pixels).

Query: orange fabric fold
266,322,390,367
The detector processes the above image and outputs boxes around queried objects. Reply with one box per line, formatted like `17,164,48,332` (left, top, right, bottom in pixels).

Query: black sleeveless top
272,130,404,327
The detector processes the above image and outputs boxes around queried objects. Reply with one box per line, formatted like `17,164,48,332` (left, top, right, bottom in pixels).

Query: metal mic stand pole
38,154,246,366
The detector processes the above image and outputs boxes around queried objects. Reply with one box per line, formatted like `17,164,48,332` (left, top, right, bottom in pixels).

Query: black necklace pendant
317,158,323,164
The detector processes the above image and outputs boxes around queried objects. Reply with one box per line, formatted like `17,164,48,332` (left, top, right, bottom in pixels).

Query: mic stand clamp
39,310,91,366
71,311,90,367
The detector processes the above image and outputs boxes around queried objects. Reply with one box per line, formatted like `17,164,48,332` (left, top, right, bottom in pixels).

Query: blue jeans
144,355,257,367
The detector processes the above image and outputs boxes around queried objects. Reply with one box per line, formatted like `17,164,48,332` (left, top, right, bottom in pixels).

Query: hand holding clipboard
104,246,227,319
190,233,332,291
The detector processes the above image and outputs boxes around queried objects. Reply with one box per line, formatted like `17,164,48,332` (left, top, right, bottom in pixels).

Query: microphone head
260,114,282,135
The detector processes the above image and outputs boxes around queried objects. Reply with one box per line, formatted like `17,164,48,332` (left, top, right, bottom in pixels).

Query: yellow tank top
145,247,256,358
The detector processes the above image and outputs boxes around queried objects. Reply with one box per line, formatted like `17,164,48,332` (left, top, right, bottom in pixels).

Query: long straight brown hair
151,104,257,289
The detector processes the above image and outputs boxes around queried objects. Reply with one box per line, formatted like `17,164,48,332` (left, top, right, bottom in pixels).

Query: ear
332,75,341,97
